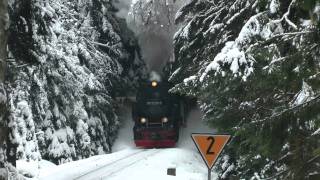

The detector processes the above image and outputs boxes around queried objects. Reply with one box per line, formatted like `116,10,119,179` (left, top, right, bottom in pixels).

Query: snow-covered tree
12,101,41,162
6,0,146,165
170,0,320,179
1,0,23,179
0,0,9,177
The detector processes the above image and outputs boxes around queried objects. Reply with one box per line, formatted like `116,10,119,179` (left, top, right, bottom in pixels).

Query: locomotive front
132,81,181,148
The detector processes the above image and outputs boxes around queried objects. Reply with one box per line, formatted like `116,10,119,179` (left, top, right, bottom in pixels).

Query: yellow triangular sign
191,133,231,169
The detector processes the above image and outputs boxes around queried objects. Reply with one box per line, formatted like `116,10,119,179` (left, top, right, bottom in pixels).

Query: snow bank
35,106,217,180
16,160,56,178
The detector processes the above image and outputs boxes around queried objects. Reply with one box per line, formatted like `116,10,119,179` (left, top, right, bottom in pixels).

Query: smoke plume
113,0,184,74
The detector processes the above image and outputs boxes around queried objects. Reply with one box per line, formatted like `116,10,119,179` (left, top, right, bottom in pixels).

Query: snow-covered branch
246,30,315,53
251,95,320,124
273,0,298,30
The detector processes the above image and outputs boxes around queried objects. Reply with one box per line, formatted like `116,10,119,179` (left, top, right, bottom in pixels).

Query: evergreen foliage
170,0,320,179
7,0,146,164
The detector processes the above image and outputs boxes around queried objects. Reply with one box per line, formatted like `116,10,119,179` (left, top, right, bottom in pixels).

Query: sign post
191,133,231,180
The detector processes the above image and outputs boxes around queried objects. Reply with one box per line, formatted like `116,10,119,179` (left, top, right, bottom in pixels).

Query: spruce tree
170,0,320,179
7,0,146,164
0,0,9,175
0,0,21,178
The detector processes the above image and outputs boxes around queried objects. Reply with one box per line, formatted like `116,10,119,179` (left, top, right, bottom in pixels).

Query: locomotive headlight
161,117,169,123
151,81,158,87
140,117,147,124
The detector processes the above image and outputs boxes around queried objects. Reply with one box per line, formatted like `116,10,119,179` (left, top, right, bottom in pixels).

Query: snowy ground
17,105,217,180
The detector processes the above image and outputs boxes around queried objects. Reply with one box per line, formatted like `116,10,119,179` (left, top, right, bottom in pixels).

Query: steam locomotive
132,80,184,148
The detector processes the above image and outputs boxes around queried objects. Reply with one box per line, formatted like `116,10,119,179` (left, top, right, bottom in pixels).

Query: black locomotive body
132,81,182,147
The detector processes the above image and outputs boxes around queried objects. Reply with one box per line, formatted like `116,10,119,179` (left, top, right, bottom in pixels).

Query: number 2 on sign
206,136,215,155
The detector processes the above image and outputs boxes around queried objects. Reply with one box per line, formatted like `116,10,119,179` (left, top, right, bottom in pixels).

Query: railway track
74,149,161,180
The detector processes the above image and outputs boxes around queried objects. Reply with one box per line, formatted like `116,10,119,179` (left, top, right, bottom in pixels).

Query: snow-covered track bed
74,149,161,180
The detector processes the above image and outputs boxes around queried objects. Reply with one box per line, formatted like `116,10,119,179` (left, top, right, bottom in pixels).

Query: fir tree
170,0,320,179
7,0,146,164
0,0,9,176
1,0,21,178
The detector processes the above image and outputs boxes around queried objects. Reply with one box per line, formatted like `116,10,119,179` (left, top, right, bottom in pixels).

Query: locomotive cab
132,81,181,148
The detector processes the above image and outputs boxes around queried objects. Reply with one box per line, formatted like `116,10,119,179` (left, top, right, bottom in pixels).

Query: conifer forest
0,0,320,179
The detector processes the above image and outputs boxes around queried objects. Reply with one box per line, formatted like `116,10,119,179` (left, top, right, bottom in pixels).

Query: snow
312,128,320,136
300,19,312,27
293,66,300,73
48,136,74,164
112,106,136,152
208,23,223,34
221,164,235,179
175,9,183,21
270,0,279,14
181,21,192,39
16,160,56,178
273,0,298,30
9,0,139,164
71,148,209,180
168,67,181,82
183,75,197,85
281,143,290,151
290,81,315,106
237,13,272,42
17,106,218,180
12,100,41,161
200,41,249,81
200,13,274,82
